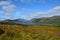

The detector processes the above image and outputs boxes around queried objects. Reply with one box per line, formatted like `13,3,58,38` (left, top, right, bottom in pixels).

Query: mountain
0,15,60,26
31,15,60,26
14,19,32,25
0,19,31,25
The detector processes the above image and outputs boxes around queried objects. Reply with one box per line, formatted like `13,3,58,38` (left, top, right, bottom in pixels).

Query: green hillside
31,16,60,26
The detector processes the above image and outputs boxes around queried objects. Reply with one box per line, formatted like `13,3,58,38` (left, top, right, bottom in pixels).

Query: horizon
0,0,60,20
0,15,60,21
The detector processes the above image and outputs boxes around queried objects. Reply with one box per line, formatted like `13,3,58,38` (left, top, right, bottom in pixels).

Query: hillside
0,24,60,40
31,15,60,26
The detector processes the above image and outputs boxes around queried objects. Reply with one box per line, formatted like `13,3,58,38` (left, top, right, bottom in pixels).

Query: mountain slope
31,15,60,26
0,19,32,26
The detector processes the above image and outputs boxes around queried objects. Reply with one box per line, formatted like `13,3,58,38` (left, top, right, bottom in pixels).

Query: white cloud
0,1,16,19
20,0,33,3
19,0,46,4
19,0,59,4
28,6,60,19
2,5,16,12
47,6,60,14
53,6,60,10
7,0,46,4
5,0,60,4
21,8,27,11
28,12,44,18
0,1,10,6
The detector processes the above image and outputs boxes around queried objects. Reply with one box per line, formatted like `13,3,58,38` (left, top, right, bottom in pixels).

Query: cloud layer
6,0,60,4
28,6,60,19
0,1,16,19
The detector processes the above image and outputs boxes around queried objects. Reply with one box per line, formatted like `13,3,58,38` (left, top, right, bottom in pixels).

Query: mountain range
31,15,60,26
0,15,60,26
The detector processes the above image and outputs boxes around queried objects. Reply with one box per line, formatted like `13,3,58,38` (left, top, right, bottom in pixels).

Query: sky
0,0,60,20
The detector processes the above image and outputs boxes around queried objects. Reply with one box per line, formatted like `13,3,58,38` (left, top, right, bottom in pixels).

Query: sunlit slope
0,24,60,40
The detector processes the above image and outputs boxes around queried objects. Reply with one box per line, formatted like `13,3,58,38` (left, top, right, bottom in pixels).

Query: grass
0,24,60,40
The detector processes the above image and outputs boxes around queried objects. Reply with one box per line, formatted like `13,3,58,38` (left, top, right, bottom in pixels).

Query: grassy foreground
0,24,60,40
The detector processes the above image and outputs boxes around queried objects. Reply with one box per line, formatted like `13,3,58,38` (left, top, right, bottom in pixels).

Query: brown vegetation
0,24,60,40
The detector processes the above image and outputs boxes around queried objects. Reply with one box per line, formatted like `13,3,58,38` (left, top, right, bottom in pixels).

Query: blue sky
0,0,60,20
